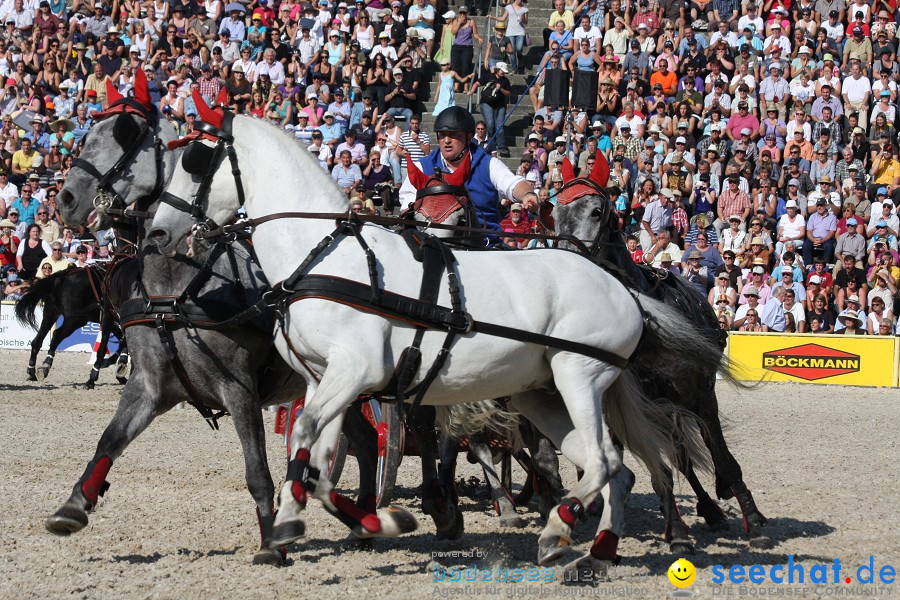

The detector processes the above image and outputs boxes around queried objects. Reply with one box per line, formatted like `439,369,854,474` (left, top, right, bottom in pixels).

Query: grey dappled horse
548,157,770,551
50,84,461,564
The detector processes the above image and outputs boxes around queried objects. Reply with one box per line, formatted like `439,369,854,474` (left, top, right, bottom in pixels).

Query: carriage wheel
325,432,349,486
372,399,404,508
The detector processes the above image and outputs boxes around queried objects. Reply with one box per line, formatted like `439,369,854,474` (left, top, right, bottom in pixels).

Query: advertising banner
729,332,899,387
0,301,118,353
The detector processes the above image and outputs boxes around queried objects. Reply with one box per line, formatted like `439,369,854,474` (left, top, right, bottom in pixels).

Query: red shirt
0,235,19,266
500,214,532,246
631,248,644,263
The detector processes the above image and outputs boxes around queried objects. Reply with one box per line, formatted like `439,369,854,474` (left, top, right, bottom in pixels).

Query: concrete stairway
416,1,555,170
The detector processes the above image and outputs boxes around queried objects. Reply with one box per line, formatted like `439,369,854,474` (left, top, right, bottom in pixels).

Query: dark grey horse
50,100,461,564
550,175,770,551
51,107,305,565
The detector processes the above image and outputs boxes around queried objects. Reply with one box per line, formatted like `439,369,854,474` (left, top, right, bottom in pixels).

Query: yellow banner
728,332,899,387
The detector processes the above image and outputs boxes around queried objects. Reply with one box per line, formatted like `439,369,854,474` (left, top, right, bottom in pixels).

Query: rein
196,211,596,256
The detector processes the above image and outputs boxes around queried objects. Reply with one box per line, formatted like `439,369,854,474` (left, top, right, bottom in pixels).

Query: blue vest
420,143,501,232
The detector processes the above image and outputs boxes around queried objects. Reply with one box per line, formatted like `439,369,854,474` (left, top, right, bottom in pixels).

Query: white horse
148,103,713,566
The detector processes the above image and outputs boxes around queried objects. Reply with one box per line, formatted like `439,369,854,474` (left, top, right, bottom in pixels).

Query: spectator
331,149,363,195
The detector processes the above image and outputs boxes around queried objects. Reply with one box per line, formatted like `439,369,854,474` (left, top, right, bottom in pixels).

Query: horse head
405,155,478,239
58,67,177,233
543,155,620,261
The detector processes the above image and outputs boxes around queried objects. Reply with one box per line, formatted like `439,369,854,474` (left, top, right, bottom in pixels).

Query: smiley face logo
668,558,697,589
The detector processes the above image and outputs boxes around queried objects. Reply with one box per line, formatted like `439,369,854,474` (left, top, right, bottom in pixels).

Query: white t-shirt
842,75,872,104
504,4,528,37
573,25,601,51
778,213,806,239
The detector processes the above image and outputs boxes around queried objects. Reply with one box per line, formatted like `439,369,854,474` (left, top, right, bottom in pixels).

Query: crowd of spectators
0,0,897,339
510,0,900,336
0,0,495,295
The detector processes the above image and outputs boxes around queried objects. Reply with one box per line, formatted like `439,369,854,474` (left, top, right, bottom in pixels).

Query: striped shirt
399,130,431,169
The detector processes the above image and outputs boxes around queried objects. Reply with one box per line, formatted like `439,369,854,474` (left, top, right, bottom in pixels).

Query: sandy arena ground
0,349,898,599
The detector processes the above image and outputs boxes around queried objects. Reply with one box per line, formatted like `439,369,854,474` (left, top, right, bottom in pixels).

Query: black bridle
157,114,246,238
71,98,166,225
553,177,622,262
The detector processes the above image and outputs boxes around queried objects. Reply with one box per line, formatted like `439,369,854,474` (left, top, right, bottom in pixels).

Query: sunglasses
37,211,47,215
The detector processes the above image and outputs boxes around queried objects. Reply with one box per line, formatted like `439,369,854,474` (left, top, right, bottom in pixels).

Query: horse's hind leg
411,405,463,540
226,391,283,566
467,434,526,528
46,377,171,535
698,388,771,548
37,318,83,381
681,457,728,532
28,310,57,381
509,366,622,567
85,314,113,389
521,421,562,521
653,465,694,554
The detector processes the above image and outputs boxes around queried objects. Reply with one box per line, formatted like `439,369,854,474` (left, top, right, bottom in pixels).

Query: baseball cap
785,199,798,207
878,187,888,195
752,266,765,275
740,128,751,136
847,217,858,226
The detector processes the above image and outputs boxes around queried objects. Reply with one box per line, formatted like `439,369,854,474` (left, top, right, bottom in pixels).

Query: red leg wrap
558,497,584,527
81,456,112,505
590,531,620,561
291,481,307,506
330,491,382,534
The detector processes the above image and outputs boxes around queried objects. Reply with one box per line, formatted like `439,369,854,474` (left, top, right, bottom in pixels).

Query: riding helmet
433,106,476,134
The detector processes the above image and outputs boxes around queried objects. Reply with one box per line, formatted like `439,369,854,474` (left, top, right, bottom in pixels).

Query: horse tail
609,293,731,480
604,368,690,493
15,271,69,329
435,400,522,450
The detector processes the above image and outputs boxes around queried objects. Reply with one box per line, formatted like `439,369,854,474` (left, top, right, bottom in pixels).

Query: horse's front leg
270,366,417,547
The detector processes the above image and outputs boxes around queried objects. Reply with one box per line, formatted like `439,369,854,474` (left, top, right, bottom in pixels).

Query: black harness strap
152,313,228,430
281,274,629,370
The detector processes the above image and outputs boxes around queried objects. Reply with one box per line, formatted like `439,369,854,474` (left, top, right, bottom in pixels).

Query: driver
398,106,539,233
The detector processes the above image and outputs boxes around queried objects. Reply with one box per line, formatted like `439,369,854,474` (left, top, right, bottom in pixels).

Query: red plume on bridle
133,67,152,110
192,89,224,129
105,79,123,105
561,158,577,184
590,149,610,187
214,86,228,108
406,152,471,190
406,156,429,190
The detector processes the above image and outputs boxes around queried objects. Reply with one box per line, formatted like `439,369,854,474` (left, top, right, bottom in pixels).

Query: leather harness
157,118,642,414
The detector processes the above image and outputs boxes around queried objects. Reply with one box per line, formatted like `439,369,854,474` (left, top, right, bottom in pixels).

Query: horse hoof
46,507,89,535
436,507,464,541
36,367,49,381
537,542,569,566
82,381,95,390
669,540,695,555
499,514,528,529
115,360,129,381
375,506,419,537
749,535,775,550
251,547,285,566
26,370,37,381
116,377,127,385
268,519,305,548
